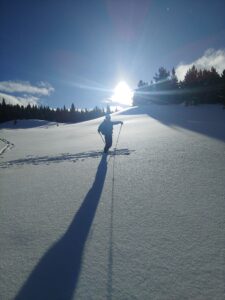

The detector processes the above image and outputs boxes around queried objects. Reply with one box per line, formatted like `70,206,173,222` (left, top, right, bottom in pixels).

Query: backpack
98,121,107,135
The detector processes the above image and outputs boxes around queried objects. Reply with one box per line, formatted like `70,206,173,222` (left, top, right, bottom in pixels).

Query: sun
111,81,133,106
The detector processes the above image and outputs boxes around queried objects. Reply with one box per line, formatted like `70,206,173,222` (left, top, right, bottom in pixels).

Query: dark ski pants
104,134,112,153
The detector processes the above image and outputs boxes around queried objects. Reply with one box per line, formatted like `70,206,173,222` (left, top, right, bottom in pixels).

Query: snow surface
0,104,225,300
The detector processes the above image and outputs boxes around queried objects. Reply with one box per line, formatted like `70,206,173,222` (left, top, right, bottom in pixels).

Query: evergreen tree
183,65,198,87
2,98,6,106
106,104,111,114
170,67,178,89
137,80,148,88
220,69,225,106
153,67,170,83
0,101,105,124
134,64,224,106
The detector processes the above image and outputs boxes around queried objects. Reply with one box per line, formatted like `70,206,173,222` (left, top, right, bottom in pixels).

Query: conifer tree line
133,66,225,106
0,101,111,124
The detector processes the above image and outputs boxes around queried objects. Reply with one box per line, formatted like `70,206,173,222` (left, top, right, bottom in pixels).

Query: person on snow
98,114,123,153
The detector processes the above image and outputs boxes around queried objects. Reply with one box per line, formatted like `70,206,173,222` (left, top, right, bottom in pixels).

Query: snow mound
121,104,225,142
0,119,61,129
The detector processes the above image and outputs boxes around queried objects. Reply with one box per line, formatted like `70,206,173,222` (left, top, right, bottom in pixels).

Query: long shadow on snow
15,154,108,300
121,105,225,142
0,148,134,168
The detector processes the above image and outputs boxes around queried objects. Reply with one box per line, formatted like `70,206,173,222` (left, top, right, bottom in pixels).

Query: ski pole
114,123,123,152
117,123,123,141
99,132,105,144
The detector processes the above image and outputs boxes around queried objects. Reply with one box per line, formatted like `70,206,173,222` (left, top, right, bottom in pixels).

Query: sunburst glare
111,81,133,106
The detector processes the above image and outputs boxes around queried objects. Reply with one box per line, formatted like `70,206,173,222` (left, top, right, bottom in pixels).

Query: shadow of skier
15,154,108,300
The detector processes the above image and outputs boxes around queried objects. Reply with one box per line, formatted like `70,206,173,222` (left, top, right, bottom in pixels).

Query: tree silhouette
153,67,170,83
133,65,224,106
0,101,106,124
137,80,148,88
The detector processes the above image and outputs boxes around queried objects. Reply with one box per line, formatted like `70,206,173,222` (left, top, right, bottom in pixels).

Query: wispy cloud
176,49,225,81
0,92,40,106
0,81,54,95
0,81,54,106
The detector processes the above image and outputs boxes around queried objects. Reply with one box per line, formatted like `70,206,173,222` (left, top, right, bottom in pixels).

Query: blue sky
0,0,225,109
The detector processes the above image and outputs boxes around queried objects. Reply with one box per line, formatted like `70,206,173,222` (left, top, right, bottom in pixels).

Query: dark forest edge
133,65,225,107
0,102,111,124
1,65,225,124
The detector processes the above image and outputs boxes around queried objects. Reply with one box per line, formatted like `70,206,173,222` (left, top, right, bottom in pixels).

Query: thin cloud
0,92,40,106
0,81,54,96
176,49,225,81
0,81,54,106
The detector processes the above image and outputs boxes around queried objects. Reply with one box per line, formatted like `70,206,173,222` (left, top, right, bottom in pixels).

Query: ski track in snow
0,148,135,168
0,137,15,155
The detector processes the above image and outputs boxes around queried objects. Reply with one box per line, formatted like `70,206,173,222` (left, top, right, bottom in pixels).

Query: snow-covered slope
1,104,225,300
0,119,59,129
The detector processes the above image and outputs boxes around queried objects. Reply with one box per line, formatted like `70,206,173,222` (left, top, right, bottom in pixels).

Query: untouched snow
0,119,59,129
0,104,225,300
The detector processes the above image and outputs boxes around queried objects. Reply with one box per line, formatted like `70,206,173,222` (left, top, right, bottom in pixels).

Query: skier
98,114,123,153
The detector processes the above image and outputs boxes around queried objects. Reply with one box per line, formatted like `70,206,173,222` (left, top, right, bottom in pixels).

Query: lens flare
111,81,133,106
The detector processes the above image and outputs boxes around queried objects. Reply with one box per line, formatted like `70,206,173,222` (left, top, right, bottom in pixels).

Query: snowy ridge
0,119,60,129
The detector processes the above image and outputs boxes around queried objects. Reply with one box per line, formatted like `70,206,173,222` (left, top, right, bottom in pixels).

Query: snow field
0,105,225,299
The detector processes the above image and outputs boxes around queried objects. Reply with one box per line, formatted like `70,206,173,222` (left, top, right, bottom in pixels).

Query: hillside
1,104,225,300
